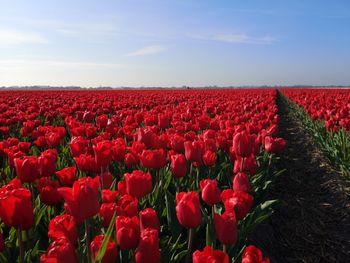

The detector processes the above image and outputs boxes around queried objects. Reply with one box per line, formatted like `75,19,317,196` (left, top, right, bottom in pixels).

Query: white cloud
213,34,275,44
0,28,48,45
126,45,166,57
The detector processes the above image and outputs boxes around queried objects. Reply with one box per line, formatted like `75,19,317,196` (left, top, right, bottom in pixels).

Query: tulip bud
214,212,237,245
193,246,229,263
242,245,270,263
56,167,77,187
170,154,187,178
264,136,286,154
58,177,100,224
135,228,161,263
233,172,251,193
139,208,160,232
14,156,39,183
0,186,34,230
48,215,78,244
200,179,221,206
115,216,140,250
125,170,152,199
176,192,201,229
232,131,255,158
40,238,77,263
90,235,118,263
140,149,166,169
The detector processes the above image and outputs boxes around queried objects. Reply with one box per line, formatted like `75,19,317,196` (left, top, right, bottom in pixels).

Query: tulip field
0,88,348,263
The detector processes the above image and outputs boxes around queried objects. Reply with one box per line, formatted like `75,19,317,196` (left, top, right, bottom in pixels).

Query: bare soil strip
250,92,350,263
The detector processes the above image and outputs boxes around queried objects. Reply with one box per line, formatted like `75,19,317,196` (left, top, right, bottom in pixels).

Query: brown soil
249,92,350,263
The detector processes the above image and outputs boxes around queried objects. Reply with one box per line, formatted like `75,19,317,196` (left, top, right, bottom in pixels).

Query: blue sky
0,0,350,87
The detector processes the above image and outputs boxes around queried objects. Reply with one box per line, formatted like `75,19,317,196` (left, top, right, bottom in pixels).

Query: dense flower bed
281,88,350,175
0,89,284,263
281,88,350,132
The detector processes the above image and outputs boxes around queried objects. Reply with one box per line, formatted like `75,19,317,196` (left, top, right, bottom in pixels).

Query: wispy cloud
213,34,275,44
126,45,166,57
0,28,48,46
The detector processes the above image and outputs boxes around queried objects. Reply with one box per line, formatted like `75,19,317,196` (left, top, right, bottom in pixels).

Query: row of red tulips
281,88,350,174
0,89,284,262
281,88,350,132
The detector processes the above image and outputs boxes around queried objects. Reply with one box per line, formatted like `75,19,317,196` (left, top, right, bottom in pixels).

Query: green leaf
165,190,182,238
94,211,116,263
35,205,47,227
172,249,188,263
260,199,278,210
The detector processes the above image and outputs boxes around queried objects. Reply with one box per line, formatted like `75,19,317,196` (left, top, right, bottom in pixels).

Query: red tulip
58,177,100,224
202,150,217,166
170,135,185,152
0,185,34,230
70,136,89,157
40,238,77,263
117,180,127,195
170,154,187,178
184,141,203,163
34,136,47,148
38,149,57,177
125,170,152,199
14,156,39,183
99,203,118,228
111,139,126,162
18,142,31,153
90,235,118,263
158,114,169,129
200,179,221,206
232,131,255,158
74,154,99,173
214,212,237,245
56,167,77,187
264,136,286,154
176,192,201,229
45,132,61,148
222,190,254,220
48,215,78,244
193,246,229,263
96,114,109,129
139,208,160,232
234,155,257,175
115,216,140,250
93,140,113,168
242,245,270,263
101,189,119,203
100,171,113,189
233,172,251,193
36,178,62,206
124,152,139,166
140,149,166,169
116,194,138,217
135,228,161,263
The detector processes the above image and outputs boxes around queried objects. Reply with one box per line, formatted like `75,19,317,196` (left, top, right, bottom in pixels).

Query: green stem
17,228,24,263
186,228,194,263
85,220,93,263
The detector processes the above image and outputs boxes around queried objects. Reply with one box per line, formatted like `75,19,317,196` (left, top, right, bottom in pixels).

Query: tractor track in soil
249,92,350,263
